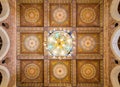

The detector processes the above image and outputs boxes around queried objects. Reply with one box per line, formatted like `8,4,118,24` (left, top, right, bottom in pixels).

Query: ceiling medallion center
47,30,73,57
53,7,67,23
24,35,40,52
80,64,96,80
80,36,96,51
53,63,68,79
80,7,96,23
25,7,40,23
24,63,40,80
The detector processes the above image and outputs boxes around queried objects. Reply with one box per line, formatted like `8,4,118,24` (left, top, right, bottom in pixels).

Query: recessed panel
48,60,72,86
20,3,44,27
77,33,100,54
20,32,43,54
17,60,44,87
77,59,103,86
77,4,100,27
49,3,71,27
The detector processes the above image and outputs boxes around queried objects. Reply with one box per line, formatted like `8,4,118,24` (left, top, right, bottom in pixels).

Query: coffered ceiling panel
77,4,100,27
77,59,103,87
20,3,44,27
48,60,72,86
17,28,44,56
17,0,44,27
21,33,43,54
49,3,72,27
77,30,103,55
17,59,44,87
77,33,100,54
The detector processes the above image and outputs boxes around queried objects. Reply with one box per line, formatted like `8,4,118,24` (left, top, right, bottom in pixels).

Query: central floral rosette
47,31,73,56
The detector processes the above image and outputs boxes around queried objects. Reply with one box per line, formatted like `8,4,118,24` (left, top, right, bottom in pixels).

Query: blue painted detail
48,45,53,49
55,33,60,38
66,46,70,51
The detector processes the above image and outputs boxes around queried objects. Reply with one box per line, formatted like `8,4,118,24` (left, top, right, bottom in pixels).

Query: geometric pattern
17,0,44,87
49,60,71,83
20,33,43,54
16,0,104,87
80,64,96,80
45,29,76,59
77,59,103,86
47,31,73,56
20,3,44,27
49,3,71,27
17,59,44,86
77,33,100,54
53,63,68,79
24,63,40,80
77,4,100,27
